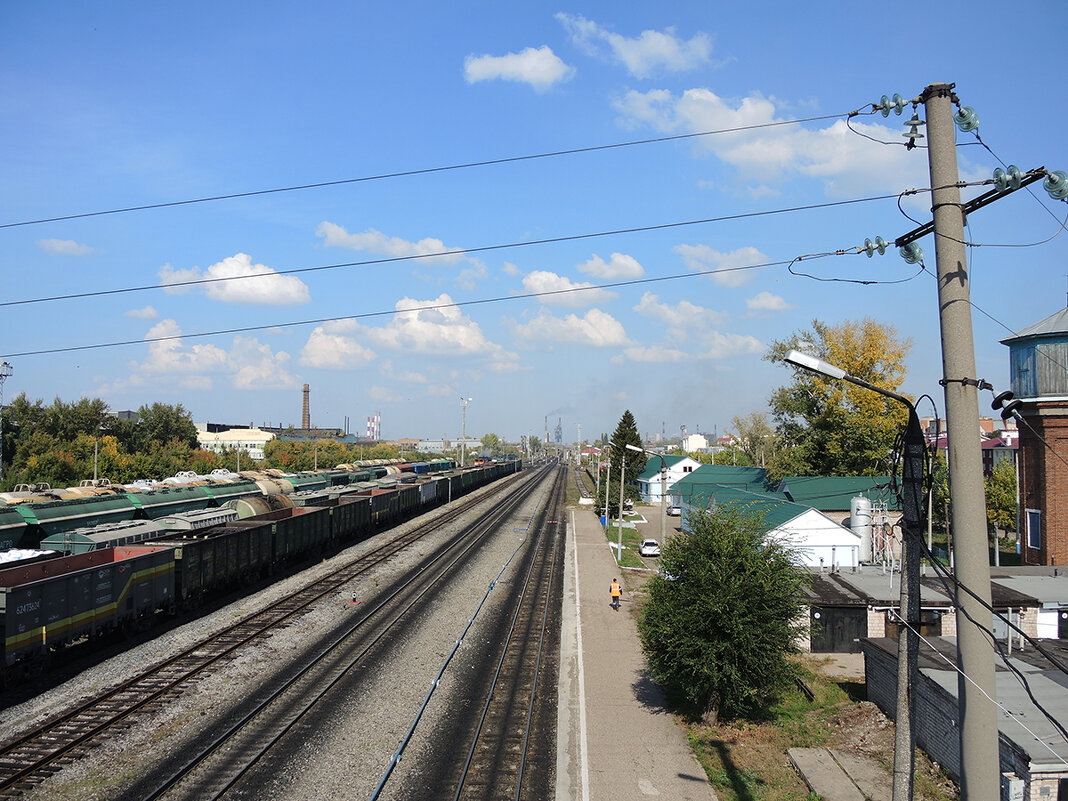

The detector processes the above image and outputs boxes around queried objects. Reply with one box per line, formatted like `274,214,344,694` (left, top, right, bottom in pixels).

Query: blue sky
2,2,1066,445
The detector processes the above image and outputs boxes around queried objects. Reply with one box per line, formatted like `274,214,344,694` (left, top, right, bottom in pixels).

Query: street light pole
0,362,11,483
616,450,626,563
785,350,922,801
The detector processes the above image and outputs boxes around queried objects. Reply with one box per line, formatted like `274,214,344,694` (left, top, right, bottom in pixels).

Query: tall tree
638,505,809,723
726,412,779,468
985,458,1017,532
608,409,645,484
765,318,912,476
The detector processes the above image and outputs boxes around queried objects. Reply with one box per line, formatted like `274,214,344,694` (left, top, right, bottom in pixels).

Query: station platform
556,506,718,800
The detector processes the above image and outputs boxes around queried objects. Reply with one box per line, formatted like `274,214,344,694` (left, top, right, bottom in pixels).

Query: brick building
1002,307,1068,566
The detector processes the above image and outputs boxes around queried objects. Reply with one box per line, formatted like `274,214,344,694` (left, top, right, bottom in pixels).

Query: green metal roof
636,454,689,481
776,476,899,511
686,485,809,534
668,465,770,499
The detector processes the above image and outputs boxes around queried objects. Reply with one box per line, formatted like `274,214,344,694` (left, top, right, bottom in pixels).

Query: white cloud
613,88,934,195
511,308,628,347
616,345,689,363
464,46,574,92
456,259,488,290
633,292,728,334
300,319,377,370
699,331,764,359
674,244,767,287
140,319,229,374
369,295,519,369
368,385,403,404
380,360,427,384
125,305,159,320
521,270,616,307
557,13,712,78
37,238,96,256
746,291,796,312
576,252,644,279
228,336,298,390
316,221,465,265
427,384,455,397
502,262,522,276
159,253,310,305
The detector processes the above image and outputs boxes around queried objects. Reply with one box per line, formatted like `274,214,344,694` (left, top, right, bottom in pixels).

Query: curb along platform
556,507,718,800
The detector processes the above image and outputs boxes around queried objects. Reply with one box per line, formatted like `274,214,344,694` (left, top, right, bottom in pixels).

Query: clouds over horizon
464,46,574,92
159,253,310,305
511,308,627,348
613,88,934,196
576,252,644,279
557,13,713,78
37,238,96,256
317,222,466,265
746,291,795,313
96,319,298,395
674,243,767,287
299,295,519,374
521,270,616,307
624,291,762,363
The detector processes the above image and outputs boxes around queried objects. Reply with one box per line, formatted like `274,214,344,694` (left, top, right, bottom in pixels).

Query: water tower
1001,307,1068,566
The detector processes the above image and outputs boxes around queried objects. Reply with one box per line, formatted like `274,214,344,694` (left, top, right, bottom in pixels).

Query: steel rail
452,466,565,801
0,468,530,796
145,465,553,801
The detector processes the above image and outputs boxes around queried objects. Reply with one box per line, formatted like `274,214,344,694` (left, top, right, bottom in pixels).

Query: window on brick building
1026,508,1042,550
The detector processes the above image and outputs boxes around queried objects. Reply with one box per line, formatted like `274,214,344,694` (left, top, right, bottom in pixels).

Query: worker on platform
610,578,622,610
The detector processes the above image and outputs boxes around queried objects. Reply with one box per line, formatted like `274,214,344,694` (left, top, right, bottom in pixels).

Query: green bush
638,506,809,723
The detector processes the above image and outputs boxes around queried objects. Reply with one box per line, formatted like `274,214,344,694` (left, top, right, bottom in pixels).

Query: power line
0,253,835,359
1,110,870,230
0,194,899,309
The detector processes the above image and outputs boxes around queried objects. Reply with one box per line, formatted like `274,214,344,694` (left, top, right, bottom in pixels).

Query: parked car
638,539,661,557
667,505,681,516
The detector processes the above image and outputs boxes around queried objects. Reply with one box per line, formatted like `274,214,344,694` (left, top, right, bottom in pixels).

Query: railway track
0,466,538,799
449,465,566,801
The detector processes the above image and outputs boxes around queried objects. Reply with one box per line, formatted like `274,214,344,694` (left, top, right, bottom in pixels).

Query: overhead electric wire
881,422,1068,745
1,253,842,359
887,610,1068,765
1,109,871,230
0,194,900,309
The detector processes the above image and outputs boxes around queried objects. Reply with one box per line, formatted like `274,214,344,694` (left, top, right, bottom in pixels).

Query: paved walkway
556,507,717,800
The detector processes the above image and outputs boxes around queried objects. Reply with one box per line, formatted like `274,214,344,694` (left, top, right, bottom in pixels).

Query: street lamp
459,396,472,467
615,449,626,563
626,443,667,545
785,350,922,801
0,361,11,482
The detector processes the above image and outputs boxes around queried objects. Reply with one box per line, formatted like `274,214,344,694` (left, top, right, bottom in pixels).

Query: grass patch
602,520,649,568
685,657,958,801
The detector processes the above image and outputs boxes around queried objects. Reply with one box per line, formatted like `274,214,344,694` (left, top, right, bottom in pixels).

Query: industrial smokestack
302,384,310,429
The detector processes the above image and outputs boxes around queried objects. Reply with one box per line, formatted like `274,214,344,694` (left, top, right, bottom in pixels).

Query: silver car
638,539,661,557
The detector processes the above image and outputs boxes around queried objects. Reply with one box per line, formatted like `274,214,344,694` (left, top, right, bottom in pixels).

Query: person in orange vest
610,578,622,610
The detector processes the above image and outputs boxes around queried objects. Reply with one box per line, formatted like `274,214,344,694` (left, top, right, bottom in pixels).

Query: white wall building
636,455,702,503
197,427,275,461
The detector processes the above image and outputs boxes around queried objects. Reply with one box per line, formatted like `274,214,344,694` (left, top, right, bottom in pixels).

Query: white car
667,505,682,517
638,539,661,557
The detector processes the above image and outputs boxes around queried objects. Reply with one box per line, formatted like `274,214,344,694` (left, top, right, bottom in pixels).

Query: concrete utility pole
0,362,11,482
923,82,1000,796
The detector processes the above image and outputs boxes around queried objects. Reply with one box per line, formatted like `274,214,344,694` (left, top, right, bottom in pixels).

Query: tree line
0,394,437,491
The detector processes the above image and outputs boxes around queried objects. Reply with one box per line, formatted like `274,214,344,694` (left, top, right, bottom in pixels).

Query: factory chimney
302,384,310,429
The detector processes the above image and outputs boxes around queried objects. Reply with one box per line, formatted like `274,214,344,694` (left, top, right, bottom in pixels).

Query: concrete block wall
862,640,1066,798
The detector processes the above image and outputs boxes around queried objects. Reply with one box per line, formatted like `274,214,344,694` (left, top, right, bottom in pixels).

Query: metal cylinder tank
850,496,873,562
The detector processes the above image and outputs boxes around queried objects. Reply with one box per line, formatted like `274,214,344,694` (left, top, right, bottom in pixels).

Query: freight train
0,459,520,681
